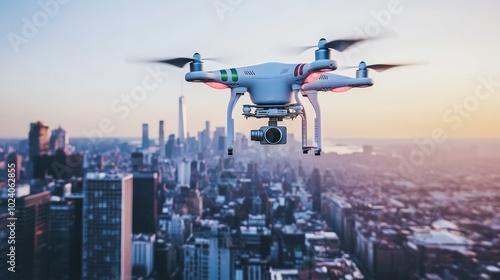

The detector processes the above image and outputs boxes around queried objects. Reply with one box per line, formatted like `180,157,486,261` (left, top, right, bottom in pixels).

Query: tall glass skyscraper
83,173,133,280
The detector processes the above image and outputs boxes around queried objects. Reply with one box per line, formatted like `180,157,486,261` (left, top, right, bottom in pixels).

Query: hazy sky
1,0,499,140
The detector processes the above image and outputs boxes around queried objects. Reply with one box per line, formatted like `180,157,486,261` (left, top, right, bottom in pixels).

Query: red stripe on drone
299,64,305,75
294,64,300,76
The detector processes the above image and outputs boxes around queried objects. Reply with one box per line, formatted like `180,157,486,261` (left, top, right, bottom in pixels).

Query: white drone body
150,38,406,155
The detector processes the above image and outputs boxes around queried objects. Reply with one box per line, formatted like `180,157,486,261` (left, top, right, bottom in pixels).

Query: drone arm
302,73,373,91
185,71,222,83
303,90,322,156
226,87,247,155
307,59,338,72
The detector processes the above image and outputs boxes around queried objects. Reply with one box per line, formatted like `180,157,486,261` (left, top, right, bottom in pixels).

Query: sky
1,0,499,140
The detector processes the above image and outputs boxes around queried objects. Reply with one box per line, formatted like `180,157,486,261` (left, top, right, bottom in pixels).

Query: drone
147,38,410,156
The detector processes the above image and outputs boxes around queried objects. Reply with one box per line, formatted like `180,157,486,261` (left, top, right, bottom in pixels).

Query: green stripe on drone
220,70,228,81
230,68,238,82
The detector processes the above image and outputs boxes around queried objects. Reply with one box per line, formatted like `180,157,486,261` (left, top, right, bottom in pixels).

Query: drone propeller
340,61,424,72
293,37,368,54
321,38,367,52
137,53,224,68
149,57,196,68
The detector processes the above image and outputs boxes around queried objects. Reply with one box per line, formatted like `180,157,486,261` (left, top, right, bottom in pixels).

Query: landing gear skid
302,146,321,156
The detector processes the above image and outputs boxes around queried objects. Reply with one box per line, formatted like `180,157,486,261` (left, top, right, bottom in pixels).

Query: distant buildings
33,151,84,179
131,152,144,172
49,126,68,153
142,123,150,150
165,134,176,159
29,121,49,160
159,120,165,158
213,126,226,152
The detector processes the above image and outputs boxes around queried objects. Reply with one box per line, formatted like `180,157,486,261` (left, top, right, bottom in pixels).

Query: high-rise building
165,214,186,246
8,185,51,280
159,120,165,158
165,134,175,159
0,210,14,280
205,121,211,141
132,172,158,234
49,126,68,153
29,121,50,160
184,238,210,280
213,126,226,152
142,124,150,150
184,221,231,280
182,186,203,218
177,159,191,186
6,152,22,181
33,152,84,179
83,173,133,280
201,121,211,152
154,239,177,280
131,152,144,172
66,194,84,280
179,96,187,142
310,168,322,213
132,234,155,278
48,199,77,280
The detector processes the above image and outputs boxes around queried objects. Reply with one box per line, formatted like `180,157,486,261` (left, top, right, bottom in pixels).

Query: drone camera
251,126,287,145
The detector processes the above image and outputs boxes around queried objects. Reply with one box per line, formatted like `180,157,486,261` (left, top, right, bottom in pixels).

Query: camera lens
250,130,263,141
264,127,282,144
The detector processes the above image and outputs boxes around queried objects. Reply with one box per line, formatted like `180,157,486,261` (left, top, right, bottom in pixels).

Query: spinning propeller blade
150,57,194,68
340,62,425,72
291,37,369,54
133,55,223,68
323,38,367,52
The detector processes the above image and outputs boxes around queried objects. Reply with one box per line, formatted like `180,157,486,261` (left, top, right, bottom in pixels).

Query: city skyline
1,0,500,139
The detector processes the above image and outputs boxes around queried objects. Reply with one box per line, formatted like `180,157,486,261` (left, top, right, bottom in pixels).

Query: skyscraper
11,186,51,280
159,120,165,158
66,194,84,280
29,121,49,160
0,210,14,280
213,126,226,152
48,199,77,280
132,172,159,234
183,221,231,280
83,173,133,280
49,126,68,153
132,234,155,277
142,123,150,150
6,152,22,181
179,96,187,143
131,152,144,172
165,134,175,159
